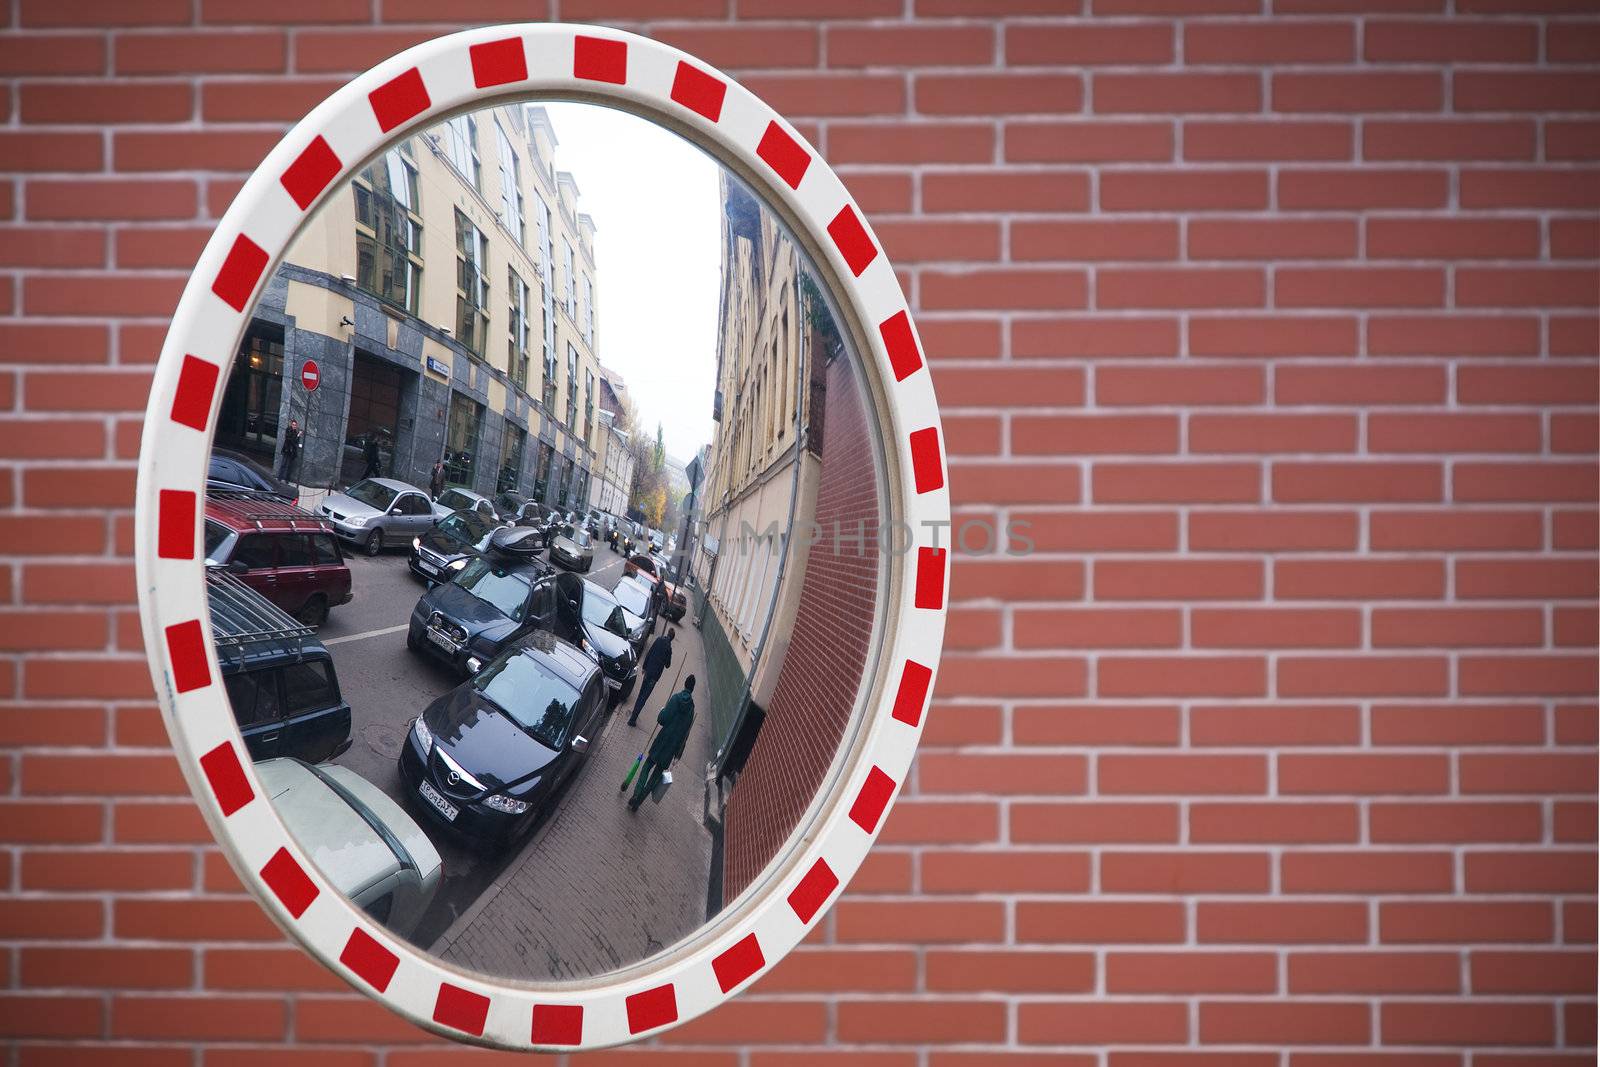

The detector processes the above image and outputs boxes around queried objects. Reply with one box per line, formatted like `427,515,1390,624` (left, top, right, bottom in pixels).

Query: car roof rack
206,489,332,533
207,569,317,651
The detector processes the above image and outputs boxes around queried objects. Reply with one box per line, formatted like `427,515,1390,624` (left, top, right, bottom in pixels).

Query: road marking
324,623,409,646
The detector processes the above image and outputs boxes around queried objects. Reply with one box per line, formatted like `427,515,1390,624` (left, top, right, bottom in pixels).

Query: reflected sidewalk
430,613,717,981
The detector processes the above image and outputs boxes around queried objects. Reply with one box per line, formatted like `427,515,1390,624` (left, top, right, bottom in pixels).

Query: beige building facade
222,103,603,509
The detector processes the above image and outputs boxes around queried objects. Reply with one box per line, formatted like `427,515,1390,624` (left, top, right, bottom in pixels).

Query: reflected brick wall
1,1,1597,1062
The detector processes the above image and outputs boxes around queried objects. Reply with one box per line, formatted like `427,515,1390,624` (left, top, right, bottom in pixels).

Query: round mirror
135,25,947,1051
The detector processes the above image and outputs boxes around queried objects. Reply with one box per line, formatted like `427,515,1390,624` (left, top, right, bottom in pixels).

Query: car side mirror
570,735,589,754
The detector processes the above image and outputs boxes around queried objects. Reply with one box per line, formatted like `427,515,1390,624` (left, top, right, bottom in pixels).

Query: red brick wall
3,2,1597,1061
724,350,880,903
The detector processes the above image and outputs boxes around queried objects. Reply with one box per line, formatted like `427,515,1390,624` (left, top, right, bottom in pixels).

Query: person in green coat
628,675,696,812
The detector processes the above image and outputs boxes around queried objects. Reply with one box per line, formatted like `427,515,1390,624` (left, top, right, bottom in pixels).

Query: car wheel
365,528,383,556
406,627,420,652
296,595,329,629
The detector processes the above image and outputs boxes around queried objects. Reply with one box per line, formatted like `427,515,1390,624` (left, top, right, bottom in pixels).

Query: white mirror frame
133,23,948,1051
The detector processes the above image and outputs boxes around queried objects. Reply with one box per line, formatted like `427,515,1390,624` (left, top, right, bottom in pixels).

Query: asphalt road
316,537,635,950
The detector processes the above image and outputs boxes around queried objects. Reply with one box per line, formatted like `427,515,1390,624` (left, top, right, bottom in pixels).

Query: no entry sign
300,360,320,391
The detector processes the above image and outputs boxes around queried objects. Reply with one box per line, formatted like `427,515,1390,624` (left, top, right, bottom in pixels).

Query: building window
536,198,556,408
566,342,579,428
444,393,484,488
446,115,480,190
563,240,576,320
508,267,530,391
581,274,595,346
353,150,421,314
496,123,524,246
584,368,595,444
533,440,553,501
454,211,490,358
497,424,526,496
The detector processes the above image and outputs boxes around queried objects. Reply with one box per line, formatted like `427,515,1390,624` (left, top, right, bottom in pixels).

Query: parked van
205,491,352,627
208,570,352,765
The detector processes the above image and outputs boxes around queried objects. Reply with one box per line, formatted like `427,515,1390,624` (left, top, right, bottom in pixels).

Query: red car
204,492,353,627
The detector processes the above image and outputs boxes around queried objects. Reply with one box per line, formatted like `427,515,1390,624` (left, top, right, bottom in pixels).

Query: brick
1020,1001,1190,1045
0,227,105,269
1008,23,1173,66
1457,558,1597,599
1006,119,1174,162
1459,267,1599,308
1198,902,1368,944
1279,655,1450,697
1107,951,1276,994
0,34,104,75
1101,169,1269,211
110,995,287,1041
1454,463,1598,504
1099,754,1268,796
1276,559,1445,599
916,73,1083,115
1274,462,1442,504
1368,314,1541,357
1190,704,1361,747
1189,510,1359,551
926,950,1095,993
1014,317,1179,358
1096,559,1264,600
839,1000,1006,1045
1016,413,1176,454
200,79,346,122
1100,656,1267,697
1277,267,1444,308
918,753,1086,795
1188,222,1358,261
1291,952,1461,994
202,0,369,21
1460,753,1598,793
1466,851,1596,894
1456,71,1600,112
1018,902,1187,944
1185,120,1353,161
1015,607,1181,649
22,947,192,990
1461,169,1600,210
1471,951,1598,994
876,220,1000,263
1369,413,1541,454
1013,704,1181,746
1380,902,1556,944
1370,510,1543,552
1280,754,1450,795
1188,20,1354,62
23,849,193,892
21,81,192,124
1368,217,1541,259
1278,364,1446,406
1013,802,1180,844
290,28,439,73
1012,220,1179,262
949,559,1084,603
115,32,286,74
1366,19,1539,61
1190,414,1356,453
921,851,1091,894
1192,607,1360,648
1556,606,1599,647
1202,1001,1370,1045
1274,71,1443,112
948,461,1080,503
924,169,1089,212
1551,315,1600,356
1100,363,1260,404
22,754,184,797
1549,119,1600,160
1371,802,1543,844
0,899,103,940
1373,608,1543,648
827,122,993,164
1554,508,1599,549
938,651,1086,697
0,801,104,844
878,800,999,844
1382,1001,1554,1047
829,25,993,68
24,275,183,318
1280,168,1448,210
113,131,280,173
1365,119,1537,161
760,949,915,993
1100,268,1265,309
923,269,1087,310
834,901,1004,944
0,995,101,1039
0,132,104,171
1095,73,1261,114
1102,850,1270,892
1551,217,1600,259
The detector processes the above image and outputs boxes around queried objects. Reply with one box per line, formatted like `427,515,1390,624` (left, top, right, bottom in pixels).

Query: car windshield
559,525,591,548
611,580,650,617
453,558,531,620
438,489,475,510
581,588,632,638
473,650,578,749
439,511,493,545
344,480,397,510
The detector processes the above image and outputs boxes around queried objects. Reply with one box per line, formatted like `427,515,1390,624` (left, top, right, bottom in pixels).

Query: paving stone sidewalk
432,619,717,981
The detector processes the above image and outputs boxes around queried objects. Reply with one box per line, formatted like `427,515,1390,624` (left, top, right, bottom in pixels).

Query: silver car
320,477,437,557
549,524,595,572
431,486,500,523
254,757,442,938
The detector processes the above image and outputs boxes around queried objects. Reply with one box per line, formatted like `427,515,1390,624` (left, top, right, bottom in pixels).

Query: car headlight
346,514,368,528
447,558,468,572
482,793,529,814
412,536,421,550
412,716,433,755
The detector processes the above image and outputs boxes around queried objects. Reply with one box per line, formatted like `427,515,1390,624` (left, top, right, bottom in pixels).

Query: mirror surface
202,99,890,982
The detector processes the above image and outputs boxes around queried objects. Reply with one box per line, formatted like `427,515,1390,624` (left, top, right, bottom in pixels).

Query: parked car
209,570,351,764
585,579,649,658
659,578,688,622
399,629,608,845
320,478,437,556
407,552,554,676
255,757,442,937
409,508,498,584
492,490,547,531
623,553,659,583
608,574,658,647
432,486,501,523
208,447,297,503
204,493,352,627
549,524,595,572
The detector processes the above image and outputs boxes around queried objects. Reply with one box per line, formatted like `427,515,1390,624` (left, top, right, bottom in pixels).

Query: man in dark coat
277,418,302,481
429,459,446,500
628,675,694,812
361,431,383,478
627,628,674,727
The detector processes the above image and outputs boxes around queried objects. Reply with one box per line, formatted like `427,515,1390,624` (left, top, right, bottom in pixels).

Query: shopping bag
650,769,673,804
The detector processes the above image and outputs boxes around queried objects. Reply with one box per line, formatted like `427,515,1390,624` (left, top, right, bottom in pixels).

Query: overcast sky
545,101,721,466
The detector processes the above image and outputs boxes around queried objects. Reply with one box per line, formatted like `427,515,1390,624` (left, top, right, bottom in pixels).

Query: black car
407,553,554,676
208,447,297,503
209,569,351,764
399,630,606,844
492,490,545,530
409,509,498,583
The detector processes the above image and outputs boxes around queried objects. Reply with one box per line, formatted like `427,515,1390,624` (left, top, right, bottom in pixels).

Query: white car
432,486,501,523
254,758,442,938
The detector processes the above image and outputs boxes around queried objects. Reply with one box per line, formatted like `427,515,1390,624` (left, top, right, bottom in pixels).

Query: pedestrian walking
277,418,302,481
627,628,675,726
361,431,383,479
429,458,446,500
627,675,695,812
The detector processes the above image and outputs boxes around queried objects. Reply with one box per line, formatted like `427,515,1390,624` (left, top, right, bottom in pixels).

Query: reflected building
222,104,602,509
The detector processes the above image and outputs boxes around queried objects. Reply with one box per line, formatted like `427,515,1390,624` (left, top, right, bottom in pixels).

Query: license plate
418,779,459,821
418,560,437,575
604,677,621,690
427,629,457,652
